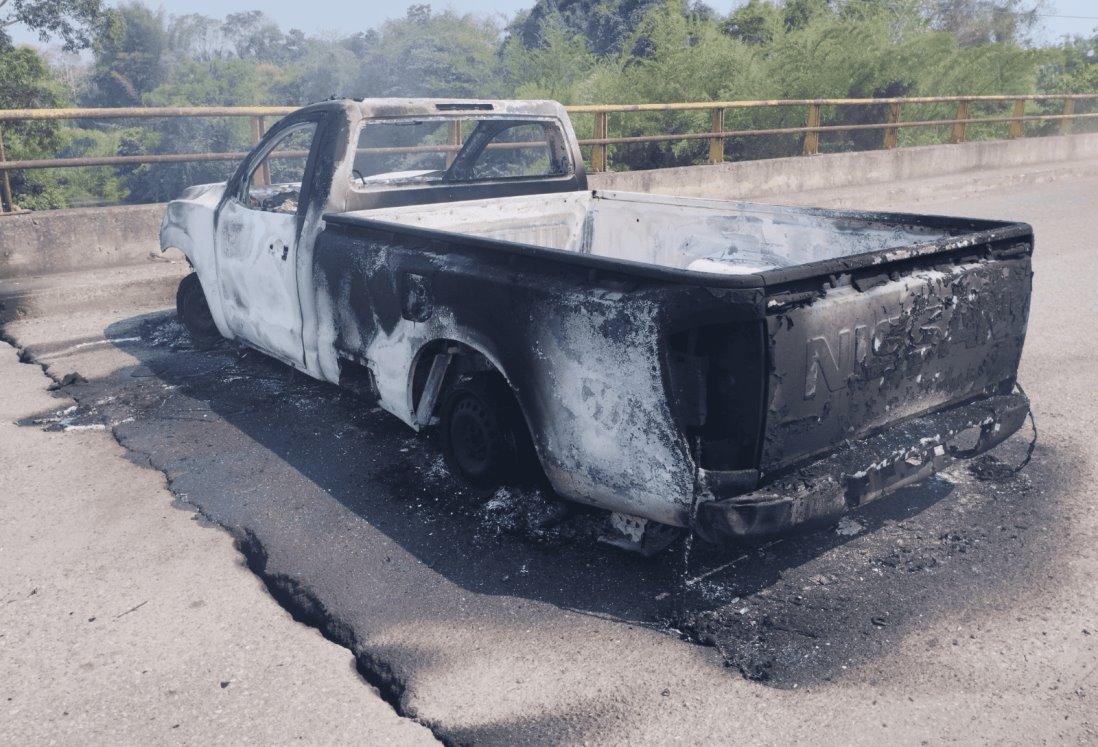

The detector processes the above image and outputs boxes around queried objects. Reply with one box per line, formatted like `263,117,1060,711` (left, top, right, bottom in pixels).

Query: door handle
269,240,289,261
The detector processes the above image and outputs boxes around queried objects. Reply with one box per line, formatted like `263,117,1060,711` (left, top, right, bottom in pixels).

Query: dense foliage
3,0,1097,207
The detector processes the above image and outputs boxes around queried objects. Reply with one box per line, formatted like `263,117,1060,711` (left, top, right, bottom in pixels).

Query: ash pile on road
673,447,1064,687
374,450,607,549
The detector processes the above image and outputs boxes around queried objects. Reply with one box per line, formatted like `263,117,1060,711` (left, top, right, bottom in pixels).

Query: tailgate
759,227,1033,474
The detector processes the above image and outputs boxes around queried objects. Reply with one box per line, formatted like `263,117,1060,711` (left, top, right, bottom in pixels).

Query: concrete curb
0,260,189,323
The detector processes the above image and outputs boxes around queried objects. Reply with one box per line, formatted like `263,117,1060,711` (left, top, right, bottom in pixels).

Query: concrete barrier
3,133,1098,279
588,132,1098,199
0,203,166,279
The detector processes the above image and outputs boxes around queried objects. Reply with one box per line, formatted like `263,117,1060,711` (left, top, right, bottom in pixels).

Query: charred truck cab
162,98,1033,552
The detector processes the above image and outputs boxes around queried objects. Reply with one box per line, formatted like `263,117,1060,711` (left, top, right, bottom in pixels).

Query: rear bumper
694,392,1030,544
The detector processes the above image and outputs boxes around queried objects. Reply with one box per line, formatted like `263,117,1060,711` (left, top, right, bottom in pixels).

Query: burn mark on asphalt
14,311,1072,699
675,440,1068,686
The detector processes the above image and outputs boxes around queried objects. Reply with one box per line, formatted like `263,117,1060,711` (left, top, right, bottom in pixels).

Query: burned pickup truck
161,98,1033,550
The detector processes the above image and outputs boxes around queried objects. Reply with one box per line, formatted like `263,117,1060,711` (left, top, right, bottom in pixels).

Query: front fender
160,190,232,339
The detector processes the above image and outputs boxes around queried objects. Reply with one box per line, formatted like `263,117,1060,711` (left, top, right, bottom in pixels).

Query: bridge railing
3,94,1098,213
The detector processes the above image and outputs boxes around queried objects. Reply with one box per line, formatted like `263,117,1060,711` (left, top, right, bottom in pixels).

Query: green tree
781,0,832,32
0,1,131,209
921,0,1046,46
165,13,233,63
0,45,67,209
222,11,306,65
1034,35,1098,135
118,58,277,202
349,6,504,98
722,0,782,45
1038,34,1098,94
271,38,359,103
0,0,104,51
501,17,598,102
87,2,167,106
585,0,766,167
510,0,665,56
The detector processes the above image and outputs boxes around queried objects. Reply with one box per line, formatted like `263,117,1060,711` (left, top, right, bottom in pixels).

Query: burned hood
177,182,227,202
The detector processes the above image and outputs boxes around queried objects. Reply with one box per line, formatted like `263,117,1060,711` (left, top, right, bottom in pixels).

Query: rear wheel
440,376,527,487
176,273,219,342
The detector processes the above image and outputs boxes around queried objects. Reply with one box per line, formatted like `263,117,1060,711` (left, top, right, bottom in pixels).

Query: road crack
233,529,452,745
6,332,449,746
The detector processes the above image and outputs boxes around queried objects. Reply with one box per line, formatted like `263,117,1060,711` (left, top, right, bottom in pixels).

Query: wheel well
412,341,498,417
414,340,545,486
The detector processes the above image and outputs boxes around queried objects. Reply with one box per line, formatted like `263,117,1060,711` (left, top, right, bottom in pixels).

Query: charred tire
440,376,527,487
176,273,219,342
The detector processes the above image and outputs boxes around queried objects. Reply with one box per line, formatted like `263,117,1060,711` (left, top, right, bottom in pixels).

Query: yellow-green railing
568,94,1098,172
3,94,1098,212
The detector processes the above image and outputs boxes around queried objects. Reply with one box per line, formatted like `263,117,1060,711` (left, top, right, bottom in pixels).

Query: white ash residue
835,516,865,536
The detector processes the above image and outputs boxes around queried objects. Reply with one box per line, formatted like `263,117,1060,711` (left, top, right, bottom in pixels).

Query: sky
7,0,1098,49
1040,0,1098,41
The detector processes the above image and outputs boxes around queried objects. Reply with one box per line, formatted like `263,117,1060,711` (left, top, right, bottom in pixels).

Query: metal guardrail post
951,100,969,143
250,116,271,186
1008,99,1026,139
0,127,14,214
1061,99,1075,136
802,104,820,155
0,125,13,213
708,107,725,164
446,120,462,167
882,103,902,149
592,111,608,173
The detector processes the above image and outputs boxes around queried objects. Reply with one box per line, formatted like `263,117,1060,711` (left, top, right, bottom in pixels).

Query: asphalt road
4,173,1097,744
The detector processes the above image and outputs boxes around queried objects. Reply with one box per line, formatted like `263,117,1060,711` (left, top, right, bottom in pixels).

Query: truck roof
302,98,571,120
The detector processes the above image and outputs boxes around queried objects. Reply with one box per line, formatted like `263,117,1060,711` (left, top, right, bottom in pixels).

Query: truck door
215,119,319,367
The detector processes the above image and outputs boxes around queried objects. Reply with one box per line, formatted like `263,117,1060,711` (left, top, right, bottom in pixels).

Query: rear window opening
348,117,571,189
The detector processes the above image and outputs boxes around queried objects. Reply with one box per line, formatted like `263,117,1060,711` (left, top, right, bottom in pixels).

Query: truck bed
349,190,992,277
